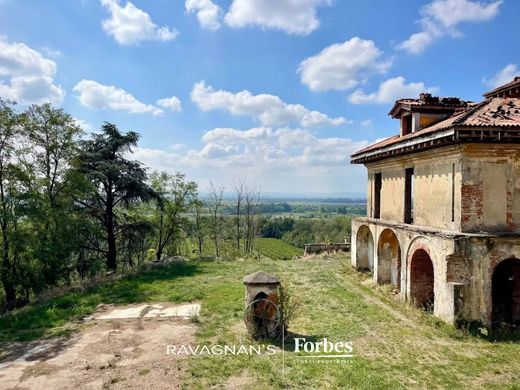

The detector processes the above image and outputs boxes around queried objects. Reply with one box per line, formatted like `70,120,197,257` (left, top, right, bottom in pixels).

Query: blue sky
0,0,518,194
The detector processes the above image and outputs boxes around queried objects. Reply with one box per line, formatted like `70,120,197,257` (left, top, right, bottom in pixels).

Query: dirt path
0,303,199,390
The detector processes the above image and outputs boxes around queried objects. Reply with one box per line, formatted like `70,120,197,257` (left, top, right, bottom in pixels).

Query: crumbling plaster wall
455,237,520,325
351,218,458,323
461,144,520,233
366,145,462,231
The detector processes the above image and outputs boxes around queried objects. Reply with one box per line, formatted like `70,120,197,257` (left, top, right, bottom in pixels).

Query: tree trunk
106,228,117,270
2,229,16,310
105,199,117,271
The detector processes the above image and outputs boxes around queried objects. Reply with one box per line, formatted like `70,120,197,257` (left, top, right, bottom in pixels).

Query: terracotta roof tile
483,76,520,98
352,97,520,157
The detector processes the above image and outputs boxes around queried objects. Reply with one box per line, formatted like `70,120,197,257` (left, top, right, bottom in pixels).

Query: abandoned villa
350,77,520,328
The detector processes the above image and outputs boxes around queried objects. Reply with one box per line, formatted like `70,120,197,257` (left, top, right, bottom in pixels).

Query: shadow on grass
0,261,202,345
259,330,320,352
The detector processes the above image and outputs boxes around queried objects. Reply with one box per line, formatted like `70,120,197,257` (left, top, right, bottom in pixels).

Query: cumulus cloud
101,0,177,45
132,126,370,192
298,37,391,92
191,81,346,127
224,0,331,35
348,77,439,104
185,0,222,31
398,0,502,54
483,64,519,89
73,79,163,116
0,36,64,104
156,96,182,112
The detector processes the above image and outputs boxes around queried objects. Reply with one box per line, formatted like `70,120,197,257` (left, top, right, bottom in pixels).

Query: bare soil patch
0,304,197,389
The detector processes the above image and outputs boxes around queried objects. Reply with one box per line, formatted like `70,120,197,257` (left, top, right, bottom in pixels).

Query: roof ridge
452,100,488,125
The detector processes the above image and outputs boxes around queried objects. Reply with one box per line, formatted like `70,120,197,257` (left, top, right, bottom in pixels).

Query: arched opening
356,225,374,271
377,229,401,289
492,258,520,327
410,249,434,310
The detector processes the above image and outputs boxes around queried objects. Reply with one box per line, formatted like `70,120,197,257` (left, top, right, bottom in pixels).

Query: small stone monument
243,271,281,339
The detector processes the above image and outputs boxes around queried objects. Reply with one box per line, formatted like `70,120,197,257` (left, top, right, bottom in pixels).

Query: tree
0,99,24,308
191,199,206,256
23,103,82,285
74,123,156,271
232,179,246,251
150,171,197,260
207,182,224,257
244,184,261,253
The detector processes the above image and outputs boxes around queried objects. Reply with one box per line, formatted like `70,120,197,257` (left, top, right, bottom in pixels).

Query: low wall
304,243,351,256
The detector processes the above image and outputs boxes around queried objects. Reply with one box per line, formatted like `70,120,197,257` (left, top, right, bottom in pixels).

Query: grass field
1,248,520,388
256,237,303,259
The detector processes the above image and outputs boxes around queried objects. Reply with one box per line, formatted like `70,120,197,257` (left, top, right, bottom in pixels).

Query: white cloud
73,79,163,116
298,37,391,92
101,0,177,45
348,77,439,104
170,143,186,150
185,0,222,31
41,47,62,58
483,64,519,89
191,81,346,127
360,119,374,127
132,126,370,192
0,36,64,104
157,96,182,112
224,0,330,35
73,117,93,132
398,0,502,54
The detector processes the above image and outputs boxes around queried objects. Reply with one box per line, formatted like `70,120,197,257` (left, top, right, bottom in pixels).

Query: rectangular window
402,115,412,136
404,168,414,224
374,173,382,219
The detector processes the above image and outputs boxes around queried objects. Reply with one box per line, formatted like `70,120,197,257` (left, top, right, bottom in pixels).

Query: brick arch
406,237,435,311
377,228,401,289
356,225,374,271
492,257,520,326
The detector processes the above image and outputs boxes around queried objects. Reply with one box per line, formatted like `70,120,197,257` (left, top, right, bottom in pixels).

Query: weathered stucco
365,145,462,231
352,143,520,327
351,82,520,328
461,144,520,233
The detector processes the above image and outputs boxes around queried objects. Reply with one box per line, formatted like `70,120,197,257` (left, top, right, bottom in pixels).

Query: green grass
256,237,303,260
1,252,520,389
181,237,303,260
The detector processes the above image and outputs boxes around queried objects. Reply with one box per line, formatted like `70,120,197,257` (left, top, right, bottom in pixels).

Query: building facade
350,78,520,327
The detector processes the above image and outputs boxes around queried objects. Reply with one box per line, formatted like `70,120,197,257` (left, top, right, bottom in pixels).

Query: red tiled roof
484,76,520,98
352,97,520,157
388,95,473,117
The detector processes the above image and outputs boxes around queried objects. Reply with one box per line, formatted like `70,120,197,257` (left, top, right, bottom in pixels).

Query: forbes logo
294,338,353,358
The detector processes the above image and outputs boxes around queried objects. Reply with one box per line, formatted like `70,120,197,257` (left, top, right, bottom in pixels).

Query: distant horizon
1,0,518,193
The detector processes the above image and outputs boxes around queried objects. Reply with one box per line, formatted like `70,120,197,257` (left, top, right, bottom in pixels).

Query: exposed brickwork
446,255,470,284
461,183,483,231
410,249,435,310
507,188,516,231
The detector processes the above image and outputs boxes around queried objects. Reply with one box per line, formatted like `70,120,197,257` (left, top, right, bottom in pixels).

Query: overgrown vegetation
261,216,353,248
2,254,519,388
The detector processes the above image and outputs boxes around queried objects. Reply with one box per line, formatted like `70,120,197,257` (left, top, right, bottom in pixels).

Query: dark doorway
410,249,434,310
492,258,520,327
